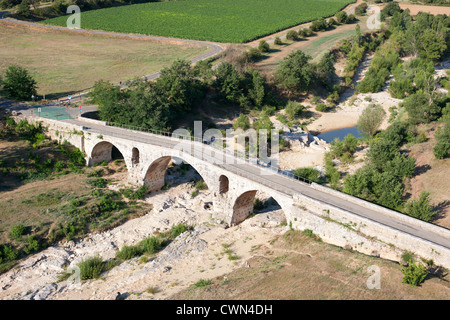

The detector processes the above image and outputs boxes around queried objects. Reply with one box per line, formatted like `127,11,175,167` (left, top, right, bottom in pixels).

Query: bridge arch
142,155,213,193
231,189,286,225
89,141,127,166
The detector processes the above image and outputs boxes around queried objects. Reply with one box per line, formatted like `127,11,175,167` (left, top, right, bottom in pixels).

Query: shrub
404,191,435,222
9,224,26,240
194,279,212,288
194,180,208,190
258,40,270,52
243,48,262,62
335,11,348,24
274,36,282,45
315,103,328,112
401,258,429,287
310,19,328,32
77,255,111,280
293,167,321,183
0,244,20,263
357,104,386,137
140,236,163,254
285,100,305,120
286,30,298,41
170,224,188,238
433,121,450,159
116,245,143,260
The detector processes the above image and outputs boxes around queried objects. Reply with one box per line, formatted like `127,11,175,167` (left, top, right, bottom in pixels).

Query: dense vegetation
42,0,355,43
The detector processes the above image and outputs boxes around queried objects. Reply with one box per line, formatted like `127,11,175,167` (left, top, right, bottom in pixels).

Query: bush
285,100,305,120
258,40,270,52
77,255,110,280
433,121,450,159
170,224,188,238
293,167,321,183
315,103,328,112
243,48,262,62
404,191,435,222
0,244,19,263
401,258,429,287
116,245,143,260
286,30,298,41
357,104,386,137
274,36,282,45
9,224,26,240
310,19,328,32
140,236,163,254
194,279,212,288
194,180,208,190
335,11,348,24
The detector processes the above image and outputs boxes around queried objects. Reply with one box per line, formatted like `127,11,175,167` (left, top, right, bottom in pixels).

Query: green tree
2,65,37,101
433,121,450,159
17,0,31,17
418,29,447,61
404,191,435,222
233,113,250,131
258,40,270,52
335,11,348,24
401,92,441,124
275,50,314,94
214,62,242,103
155,59,205,113
357,104,386,137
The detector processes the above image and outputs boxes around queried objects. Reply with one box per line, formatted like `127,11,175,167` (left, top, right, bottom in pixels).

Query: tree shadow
412,164,432,177
431,200,450,223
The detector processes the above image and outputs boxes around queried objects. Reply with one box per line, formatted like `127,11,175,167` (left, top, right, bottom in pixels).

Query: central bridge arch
142,155,214,193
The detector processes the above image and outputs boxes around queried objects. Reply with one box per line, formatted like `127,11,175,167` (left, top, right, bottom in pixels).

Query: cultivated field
0,21,209,98
42,0,355,43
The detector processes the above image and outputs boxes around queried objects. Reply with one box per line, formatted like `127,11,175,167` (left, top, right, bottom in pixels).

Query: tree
245,68,266,109
214,62,242,103
2,65,37,101
233,113,250,131
286,30,299,41
258,40,270,52
357,104,386,137
405,191,435,222
335,11,348,24
17,0,31,17
401,92,441,124
155,59,205,113
418,29,447,61
433,121,450,159
275,50,314,94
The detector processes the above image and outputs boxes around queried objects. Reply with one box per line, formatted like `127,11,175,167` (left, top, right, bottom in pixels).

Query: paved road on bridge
66,118,450,250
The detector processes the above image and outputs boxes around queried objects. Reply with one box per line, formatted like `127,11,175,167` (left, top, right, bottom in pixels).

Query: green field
42,0,355,43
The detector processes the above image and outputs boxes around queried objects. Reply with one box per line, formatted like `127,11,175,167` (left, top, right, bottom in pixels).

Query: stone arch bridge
32,116,450,269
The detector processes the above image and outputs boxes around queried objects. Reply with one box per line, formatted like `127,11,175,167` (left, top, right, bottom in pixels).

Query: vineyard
42,0,355,43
